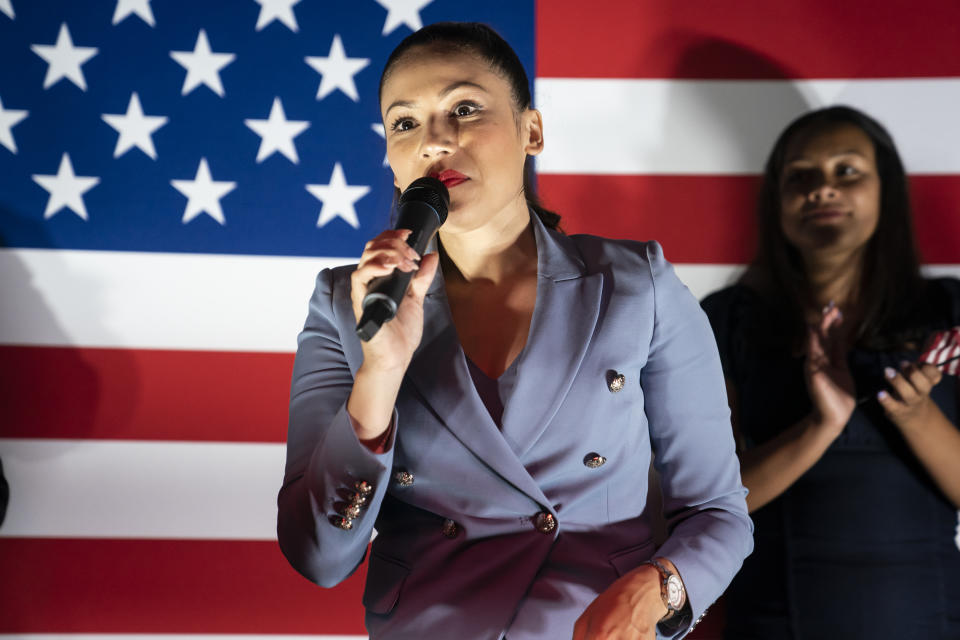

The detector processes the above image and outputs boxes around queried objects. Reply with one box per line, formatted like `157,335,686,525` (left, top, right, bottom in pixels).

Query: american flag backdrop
1,1,959,638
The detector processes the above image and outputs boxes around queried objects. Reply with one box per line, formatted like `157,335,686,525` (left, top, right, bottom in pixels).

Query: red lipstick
430,169,469,189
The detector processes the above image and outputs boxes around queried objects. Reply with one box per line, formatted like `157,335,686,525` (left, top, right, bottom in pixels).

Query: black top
702,279,960,640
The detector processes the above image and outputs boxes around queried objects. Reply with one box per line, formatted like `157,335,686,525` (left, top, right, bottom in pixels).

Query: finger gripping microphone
356,177,450,342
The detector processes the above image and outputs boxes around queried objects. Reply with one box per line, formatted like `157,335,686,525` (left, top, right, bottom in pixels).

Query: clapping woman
703,106,960,639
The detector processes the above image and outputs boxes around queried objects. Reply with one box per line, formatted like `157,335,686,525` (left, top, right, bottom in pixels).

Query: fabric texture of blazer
278,211,753,639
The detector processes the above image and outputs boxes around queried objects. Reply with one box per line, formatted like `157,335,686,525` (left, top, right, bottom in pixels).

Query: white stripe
923,264,960,281
0,248,352,352
536,78,960,174
0,636,366,640
679,264,960,301
0,439,284,539
2,250,958,351
674,264,745,301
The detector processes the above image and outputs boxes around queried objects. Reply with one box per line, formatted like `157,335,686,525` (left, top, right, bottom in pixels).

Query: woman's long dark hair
743,105,926,349
378,22,560,230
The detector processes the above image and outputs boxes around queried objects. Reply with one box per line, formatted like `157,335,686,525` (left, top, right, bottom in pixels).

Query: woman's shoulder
566,233,675,275
312,263,358,296
699,283,783,369
301,263,358,329
568,232,653,256
922,275,960,326
700,283,764,323
926,275,960,301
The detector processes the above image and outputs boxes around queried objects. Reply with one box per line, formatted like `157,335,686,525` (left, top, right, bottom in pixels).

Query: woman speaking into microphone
277,22,752,640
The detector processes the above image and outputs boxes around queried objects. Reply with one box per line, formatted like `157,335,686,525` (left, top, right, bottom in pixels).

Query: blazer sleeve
639,242,754,637
277,267,397,588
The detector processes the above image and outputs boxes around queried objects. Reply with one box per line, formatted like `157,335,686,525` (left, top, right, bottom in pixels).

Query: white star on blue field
0,0,534,257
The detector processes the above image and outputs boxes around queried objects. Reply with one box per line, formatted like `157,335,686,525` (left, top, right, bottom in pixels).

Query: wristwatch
645,558,686,618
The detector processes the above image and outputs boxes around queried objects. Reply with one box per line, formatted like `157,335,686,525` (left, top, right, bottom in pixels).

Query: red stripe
912,175,960,265
0,346,294,442
540,174,760,262
0,538,367,634
0,537,728,636
539,174,960,264
536,0,960,79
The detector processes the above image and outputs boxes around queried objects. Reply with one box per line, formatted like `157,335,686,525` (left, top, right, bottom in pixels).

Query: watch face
665,574,684,609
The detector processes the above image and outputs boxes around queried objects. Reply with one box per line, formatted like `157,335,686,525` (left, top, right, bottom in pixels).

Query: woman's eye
780,169,819,193
453,103,479,117
836,164,859,178
782,170,808,186
390,117,416,132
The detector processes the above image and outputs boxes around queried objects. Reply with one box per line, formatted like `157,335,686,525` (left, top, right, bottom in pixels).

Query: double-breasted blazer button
354,480,374,496
394,470,414,487
607,371,626,393
534,512,557,534
583,453,606,469
336,502,361,519
347,490,367,507
330,515,353,530
441,518,459,538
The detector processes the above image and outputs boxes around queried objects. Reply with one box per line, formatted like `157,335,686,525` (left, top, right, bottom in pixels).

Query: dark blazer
278,212,753,639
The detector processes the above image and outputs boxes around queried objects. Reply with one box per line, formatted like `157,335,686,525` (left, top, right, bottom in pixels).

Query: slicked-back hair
379,22,560,230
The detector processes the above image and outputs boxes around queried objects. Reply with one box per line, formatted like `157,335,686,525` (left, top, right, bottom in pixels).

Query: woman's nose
420,116,456,157
807,179,839,203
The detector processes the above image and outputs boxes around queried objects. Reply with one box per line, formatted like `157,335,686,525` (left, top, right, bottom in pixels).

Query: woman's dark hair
743,105,926,349
379,22,560,230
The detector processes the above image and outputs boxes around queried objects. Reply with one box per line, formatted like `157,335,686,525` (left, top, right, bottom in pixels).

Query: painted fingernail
822,300,835,314
877,390,889,400
884,366,897,379
899,360,911,370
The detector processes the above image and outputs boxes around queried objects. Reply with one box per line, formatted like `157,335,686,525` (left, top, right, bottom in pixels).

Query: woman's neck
801,246,866,310
438,202,537,285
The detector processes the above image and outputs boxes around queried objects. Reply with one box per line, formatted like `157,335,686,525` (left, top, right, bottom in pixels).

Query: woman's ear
523,108,544,157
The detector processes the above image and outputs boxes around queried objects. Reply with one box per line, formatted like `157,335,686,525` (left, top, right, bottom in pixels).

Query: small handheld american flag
918,328,960,376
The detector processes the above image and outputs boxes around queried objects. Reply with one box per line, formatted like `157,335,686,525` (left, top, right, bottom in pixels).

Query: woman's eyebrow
784,149,869,164
384,81,489,116
439,80,487,97
384,99,414,116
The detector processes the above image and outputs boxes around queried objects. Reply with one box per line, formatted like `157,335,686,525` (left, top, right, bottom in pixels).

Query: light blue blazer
278,212,753,639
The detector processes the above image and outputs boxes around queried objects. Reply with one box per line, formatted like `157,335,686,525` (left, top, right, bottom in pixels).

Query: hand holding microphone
345,177,448,442
354,177,450,342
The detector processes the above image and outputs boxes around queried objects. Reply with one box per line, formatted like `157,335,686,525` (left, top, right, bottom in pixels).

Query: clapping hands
804,302,856,437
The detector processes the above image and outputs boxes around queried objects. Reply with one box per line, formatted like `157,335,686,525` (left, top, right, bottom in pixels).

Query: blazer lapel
500,217,603,458
406,269,551,507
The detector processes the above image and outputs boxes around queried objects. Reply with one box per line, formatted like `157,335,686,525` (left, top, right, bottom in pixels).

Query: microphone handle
356,201,442,341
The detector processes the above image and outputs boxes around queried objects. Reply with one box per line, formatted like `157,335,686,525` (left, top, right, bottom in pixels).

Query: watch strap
644,558,686,615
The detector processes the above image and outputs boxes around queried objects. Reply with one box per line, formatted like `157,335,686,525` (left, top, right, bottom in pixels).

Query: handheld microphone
356,177,450,342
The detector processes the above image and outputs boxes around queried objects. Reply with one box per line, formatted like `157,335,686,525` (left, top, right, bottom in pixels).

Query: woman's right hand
350,229,440,374
804,304,856,436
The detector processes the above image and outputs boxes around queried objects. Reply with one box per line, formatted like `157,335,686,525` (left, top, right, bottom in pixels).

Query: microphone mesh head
399,177,450,223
